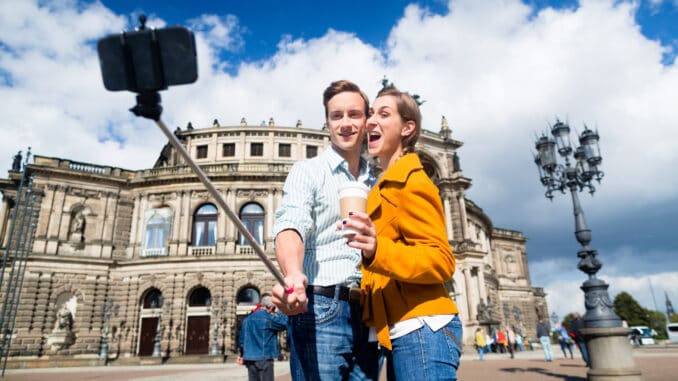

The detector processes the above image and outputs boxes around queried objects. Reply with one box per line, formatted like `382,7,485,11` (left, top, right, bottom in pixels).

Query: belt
307,285,361,305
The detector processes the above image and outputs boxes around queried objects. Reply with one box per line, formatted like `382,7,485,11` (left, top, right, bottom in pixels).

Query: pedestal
582,326,641,381
47,330,74,351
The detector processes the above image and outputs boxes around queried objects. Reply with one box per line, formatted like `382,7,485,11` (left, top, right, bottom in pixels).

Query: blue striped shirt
273,146,375,286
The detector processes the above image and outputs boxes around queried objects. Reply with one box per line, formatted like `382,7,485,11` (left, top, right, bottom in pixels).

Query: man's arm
271,229,308,315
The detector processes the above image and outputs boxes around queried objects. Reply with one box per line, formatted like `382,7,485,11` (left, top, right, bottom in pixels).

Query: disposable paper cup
339,181,369,237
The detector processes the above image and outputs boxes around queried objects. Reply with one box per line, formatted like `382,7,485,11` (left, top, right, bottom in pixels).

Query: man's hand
272,272,308,315
236,356,244,365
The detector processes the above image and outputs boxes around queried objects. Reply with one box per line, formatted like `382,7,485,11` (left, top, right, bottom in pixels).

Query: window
239,203,264,246
250,142,263,157
222,143,235,157
278,143,291,157
188,287,211,307
193,204,217,246
306,145,318,158
237,287,260,305
143,208,173,256
143,288,164,308
196,145,208,159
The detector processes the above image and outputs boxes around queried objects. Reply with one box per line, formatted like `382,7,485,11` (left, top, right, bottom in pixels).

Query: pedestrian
536,318,553,362
570,312,590,366
515,329,525,352
495,329,507,353
237,294,289,381
475,327,487,361
271,80,380,380
343,84,462,380
557,322,574,359
505,326,516,359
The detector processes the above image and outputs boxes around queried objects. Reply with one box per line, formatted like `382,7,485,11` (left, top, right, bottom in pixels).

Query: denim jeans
287,290,380,380
539,336,553,361
477,345,484,361
576,339,590,366
385,315,463,381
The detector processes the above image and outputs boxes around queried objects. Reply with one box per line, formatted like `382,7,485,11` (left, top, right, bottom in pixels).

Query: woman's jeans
385,315,463,381
287,291,380,380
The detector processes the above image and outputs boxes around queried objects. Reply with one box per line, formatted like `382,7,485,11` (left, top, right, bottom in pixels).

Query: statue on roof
12,151,22,171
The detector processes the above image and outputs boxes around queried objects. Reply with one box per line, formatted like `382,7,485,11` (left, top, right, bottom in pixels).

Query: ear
401,120,416,137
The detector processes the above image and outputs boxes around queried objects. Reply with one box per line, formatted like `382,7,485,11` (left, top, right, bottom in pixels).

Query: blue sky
0,0,677,322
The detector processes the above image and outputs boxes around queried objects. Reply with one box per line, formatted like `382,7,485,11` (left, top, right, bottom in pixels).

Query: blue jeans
287,290,380,380
477,345,484,361
539,336,553,361
385,315,463,381
576,339,590,366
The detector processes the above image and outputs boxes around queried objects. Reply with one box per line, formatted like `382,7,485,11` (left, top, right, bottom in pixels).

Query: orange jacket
361,153,458,349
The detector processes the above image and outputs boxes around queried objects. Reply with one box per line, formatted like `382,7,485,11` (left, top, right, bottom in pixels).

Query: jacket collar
367,153,422,216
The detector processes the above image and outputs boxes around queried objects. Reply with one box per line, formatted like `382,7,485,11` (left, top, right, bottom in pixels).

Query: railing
189,246,214,257
142,162,293,178
68,162,107,175
142,248,168,257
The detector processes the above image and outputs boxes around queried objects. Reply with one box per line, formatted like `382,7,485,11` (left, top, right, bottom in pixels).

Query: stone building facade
0,117,548,364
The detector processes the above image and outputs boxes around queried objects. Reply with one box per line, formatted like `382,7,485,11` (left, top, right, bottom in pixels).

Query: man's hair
375,85,422,155
322,80,369,119
260,293,275,309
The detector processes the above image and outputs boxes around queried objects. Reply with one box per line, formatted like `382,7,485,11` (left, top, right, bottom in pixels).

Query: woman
475,327,487,361
343,85,461,380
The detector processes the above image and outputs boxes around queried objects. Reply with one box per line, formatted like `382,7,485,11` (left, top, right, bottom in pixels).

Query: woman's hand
337,211,377,261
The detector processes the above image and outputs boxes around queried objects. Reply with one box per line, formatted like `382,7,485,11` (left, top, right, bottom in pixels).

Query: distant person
536,318,553,362
505,325,516,359
570,312,590,366
237,294,288,381
475,327,487,361
557,323,574,359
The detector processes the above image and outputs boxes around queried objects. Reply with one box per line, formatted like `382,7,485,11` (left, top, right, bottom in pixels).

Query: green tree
562,312,576,330
647,310,667,339
614,291,649,326
670,313,678,323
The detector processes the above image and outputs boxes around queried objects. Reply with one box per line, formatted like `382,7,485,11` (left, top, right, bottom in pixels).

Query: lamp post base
582,326,641,381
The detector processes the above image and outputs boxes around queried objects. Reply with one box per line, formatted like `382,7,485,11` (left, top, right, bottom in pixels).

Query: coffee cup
339,181,369,237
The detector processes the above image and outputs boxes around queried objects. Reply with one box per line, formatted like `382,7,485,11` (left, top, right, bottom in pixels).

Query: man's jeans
385,315,463,381
287,291,380,380
539,336,553,361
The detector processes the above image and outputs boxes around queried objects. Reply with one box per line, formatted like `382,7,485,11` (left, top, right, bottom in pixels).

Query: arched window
188,287,212,307
236,287,260,306
238,203,264,246
193,204,217,246
143,288,163,309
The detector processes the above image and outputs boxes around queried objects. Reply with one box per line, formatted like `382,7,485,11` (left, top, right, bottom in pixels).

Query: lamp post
152,295,164,358
210,294,228,356
99,298,119,361
533,120,640,380
550,311,559,328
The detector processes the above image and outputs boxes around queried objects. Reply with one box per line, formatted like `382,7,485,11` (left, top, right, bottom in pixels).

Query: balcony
189,246,214,257
142,248,168,257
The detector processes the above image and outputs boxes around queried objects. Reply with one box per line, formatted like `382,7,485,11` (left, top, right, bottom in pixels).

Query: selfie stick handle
153,117,291,293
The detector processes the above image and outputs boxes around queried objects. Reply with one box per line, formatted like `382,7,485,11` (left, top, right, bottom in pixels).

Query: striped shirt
273,146,375,286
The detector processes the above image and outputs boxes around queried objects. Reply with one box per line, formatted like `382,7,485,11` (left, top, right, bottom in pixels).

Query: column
0,197,10,248
463,267,477,322
442,194,453,241
458,194,469,240
478,265,487,302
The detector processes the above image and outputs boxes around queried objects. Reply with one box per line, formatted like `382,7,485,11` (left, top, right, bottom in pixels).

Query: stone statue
12,151,22,171
71,211,84,234
54,305,73,332
477,300,490,321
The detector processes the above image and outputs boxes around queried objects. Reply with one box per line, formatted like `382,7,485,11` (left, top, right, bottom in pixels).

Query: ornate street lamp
152,295,165,358
534,120,619,328
210,294,228,356
533,120,640,380
99,298,119,360
550,311,559,327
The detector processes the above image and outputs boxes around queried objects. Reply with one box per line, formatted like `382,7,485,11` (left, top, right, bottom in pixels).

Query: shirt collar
324,146,373,182
378,153,422,185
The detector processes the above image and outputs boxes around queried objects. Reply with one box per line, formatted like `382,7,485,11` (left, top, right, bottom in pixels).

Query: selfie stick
130,92,291,293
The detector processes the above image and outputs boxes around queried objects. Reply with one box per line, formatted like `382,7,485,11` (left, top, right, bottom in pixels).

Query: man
237,294,288,381
536,318,553,362
271,80,379,380
570,312,590,366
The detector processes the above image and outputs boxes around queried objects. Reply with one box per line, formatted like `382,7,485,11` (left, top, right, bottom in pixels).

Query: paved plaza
4,346,676,380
